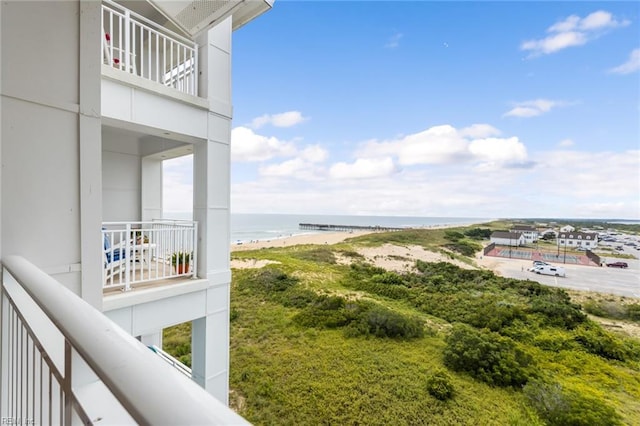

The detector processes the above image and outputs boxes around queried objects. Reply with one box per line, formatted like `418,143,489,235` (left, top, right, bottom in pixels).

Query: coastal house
490,231,525,247
1,0,272,422
560,225,575,233
557,232,599,249
509,225,538,244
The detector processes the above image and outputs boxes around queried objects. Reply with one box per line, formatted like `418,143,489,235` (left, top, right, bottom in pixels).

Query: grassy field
165,223,640,425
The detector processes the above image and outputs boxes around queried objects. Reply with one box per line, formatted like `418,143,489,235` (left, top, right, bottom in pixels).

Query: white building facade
557,232,599,249
510,225,538,244
1,0,272,420
490,231,526,247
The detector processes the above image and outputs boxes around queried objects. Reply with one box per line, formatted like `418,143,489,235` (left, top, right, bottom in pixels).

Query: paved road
484,247,640,298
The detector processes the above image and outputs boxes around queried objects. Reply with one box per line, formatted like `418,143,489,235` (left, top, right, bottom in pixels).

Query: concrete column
79,0,103,309
190,18,233,403
191,310,229,404
141,157,163,221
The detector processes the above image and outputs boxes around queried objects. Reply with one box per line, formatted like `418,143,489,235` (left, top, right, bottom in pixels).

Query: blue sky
165,1,640,219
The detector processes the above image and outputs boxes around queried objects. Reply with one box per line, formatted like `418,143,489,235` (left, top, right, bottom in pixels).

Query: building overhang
148,0,274,38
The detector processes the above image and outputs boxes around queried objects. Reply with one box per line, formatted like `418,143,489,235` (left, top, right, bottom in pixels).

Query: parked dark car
606,262,628,268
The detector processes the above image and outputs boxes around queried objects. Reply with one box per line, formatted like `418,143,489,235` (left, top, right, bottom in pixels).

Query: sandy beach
231,230,372,252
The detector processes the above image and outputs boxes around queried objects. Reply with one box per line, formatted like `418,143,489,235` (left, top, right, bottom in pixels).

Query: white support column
79,0,103,309
141,157,163,221
191,17,233,403
191,310,229,403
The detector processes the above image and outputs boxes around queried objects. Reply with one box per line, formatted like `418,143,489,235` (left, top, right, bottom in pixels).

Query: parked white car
530,264,566,277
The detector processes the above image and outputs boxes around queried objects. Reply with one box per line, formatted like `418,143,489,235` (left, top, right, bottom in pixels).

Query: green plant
426,369,455,401
171,251,192,266
443,323,532,387
523,379,622,426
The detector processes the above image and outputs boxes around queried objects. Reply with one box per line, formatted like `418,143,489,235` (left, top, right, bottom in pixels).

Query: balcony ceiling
119,0,273,39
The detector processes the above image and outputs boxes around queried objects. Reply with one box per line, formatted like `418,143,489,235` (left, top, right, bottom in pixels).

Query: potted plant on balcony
171,251,192,274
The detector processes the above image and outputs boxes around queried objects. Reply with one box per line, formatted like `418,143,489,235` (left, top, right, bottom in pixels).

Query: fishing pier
299,223,409,232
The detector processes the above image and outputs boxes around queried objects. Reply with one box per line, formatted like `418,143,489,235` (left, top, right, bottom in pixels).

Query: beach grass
165,222,640,425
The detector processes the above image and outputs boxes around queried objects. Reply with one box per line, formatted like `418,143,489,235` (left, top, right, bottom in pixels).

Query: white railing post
124,223,131,291
124,9,131,74
194,44,199,96
192,222,198,279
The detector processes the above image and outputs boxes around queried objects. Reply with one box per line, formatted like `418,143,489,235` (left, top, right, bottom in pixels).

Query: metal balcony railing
102,220,198,291
102,0,198,96
0,255,248,425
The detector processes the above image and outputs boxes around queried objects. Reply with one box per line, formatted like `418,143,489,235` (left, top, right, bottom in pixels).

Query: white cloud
356,124,530,168
558,139,575,147
259,158,315,178
231,148,640,219
521,10,630,56
608,48,640,75
459,124,502,138
503,99,566,118
329,157,397,179
163,155,193,212
300,145,328,163
385,32,403,49
250,111,308,129
468,137,529,166
231,126,296,162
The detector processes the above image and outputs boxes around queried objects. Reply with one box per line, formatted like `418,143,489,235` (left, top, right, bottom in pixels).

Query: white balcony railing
102,220,197,291
102,0,198,96
0,255,248,425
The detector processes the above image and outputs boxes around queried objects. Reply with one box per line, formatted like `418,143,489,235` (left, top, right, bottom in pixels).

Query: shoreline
230,220,491,252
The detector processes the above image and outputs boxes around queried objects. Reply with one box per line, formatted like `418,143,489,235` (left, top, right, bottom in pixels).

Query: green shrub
443,324,532,387
293,295,349,329
293,247,336,264
444,230,465,241
356,306,424,339
627,303,640,321
294,296,424,339
529,290,586,329
240,268,299,293
463,228,492,240
583,301,627,319
278,288,319,308
426,369,455,401
523,379,622,426
445,240,481,256
573,323,629,361
339,250,365,259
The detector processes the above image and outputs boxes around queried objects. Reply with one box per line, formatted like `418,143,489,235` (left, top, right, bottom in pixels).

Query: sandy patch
348,244,475,272
231,259,280,269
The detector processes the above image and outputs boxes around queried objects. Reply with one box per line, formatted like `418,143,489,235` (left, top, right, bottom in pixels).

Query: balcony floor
103,259,195,296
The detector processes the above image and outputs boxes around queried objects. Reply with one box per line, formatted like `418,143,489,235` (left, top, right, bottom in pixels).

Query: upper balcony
102,0,198,97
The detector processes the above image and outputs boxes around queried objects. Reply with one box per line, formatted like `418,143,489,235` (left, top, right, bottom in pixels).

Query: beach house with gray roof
557,231,599,249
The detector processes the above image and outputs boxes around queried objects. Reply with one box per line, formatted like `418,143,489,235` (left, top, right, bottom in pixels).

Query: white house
560,225,575,233
1,0,272,421
557,232,599,249
510,225,538,244
490,231,526,247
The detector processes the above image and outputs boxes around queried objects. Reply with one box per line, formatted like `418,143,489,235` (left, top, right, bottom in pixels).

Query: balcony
102,0,198,96
102,220,198,291
0,256,248,424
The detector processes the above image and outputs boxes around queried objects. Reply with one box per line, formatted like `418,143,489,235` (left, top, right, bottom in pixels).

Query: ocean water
163,212,491,243
161,213,491,244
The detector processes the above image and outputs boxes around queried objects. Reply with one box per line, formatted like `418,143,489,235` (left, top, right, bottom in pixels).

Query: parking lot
479,245,640,298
